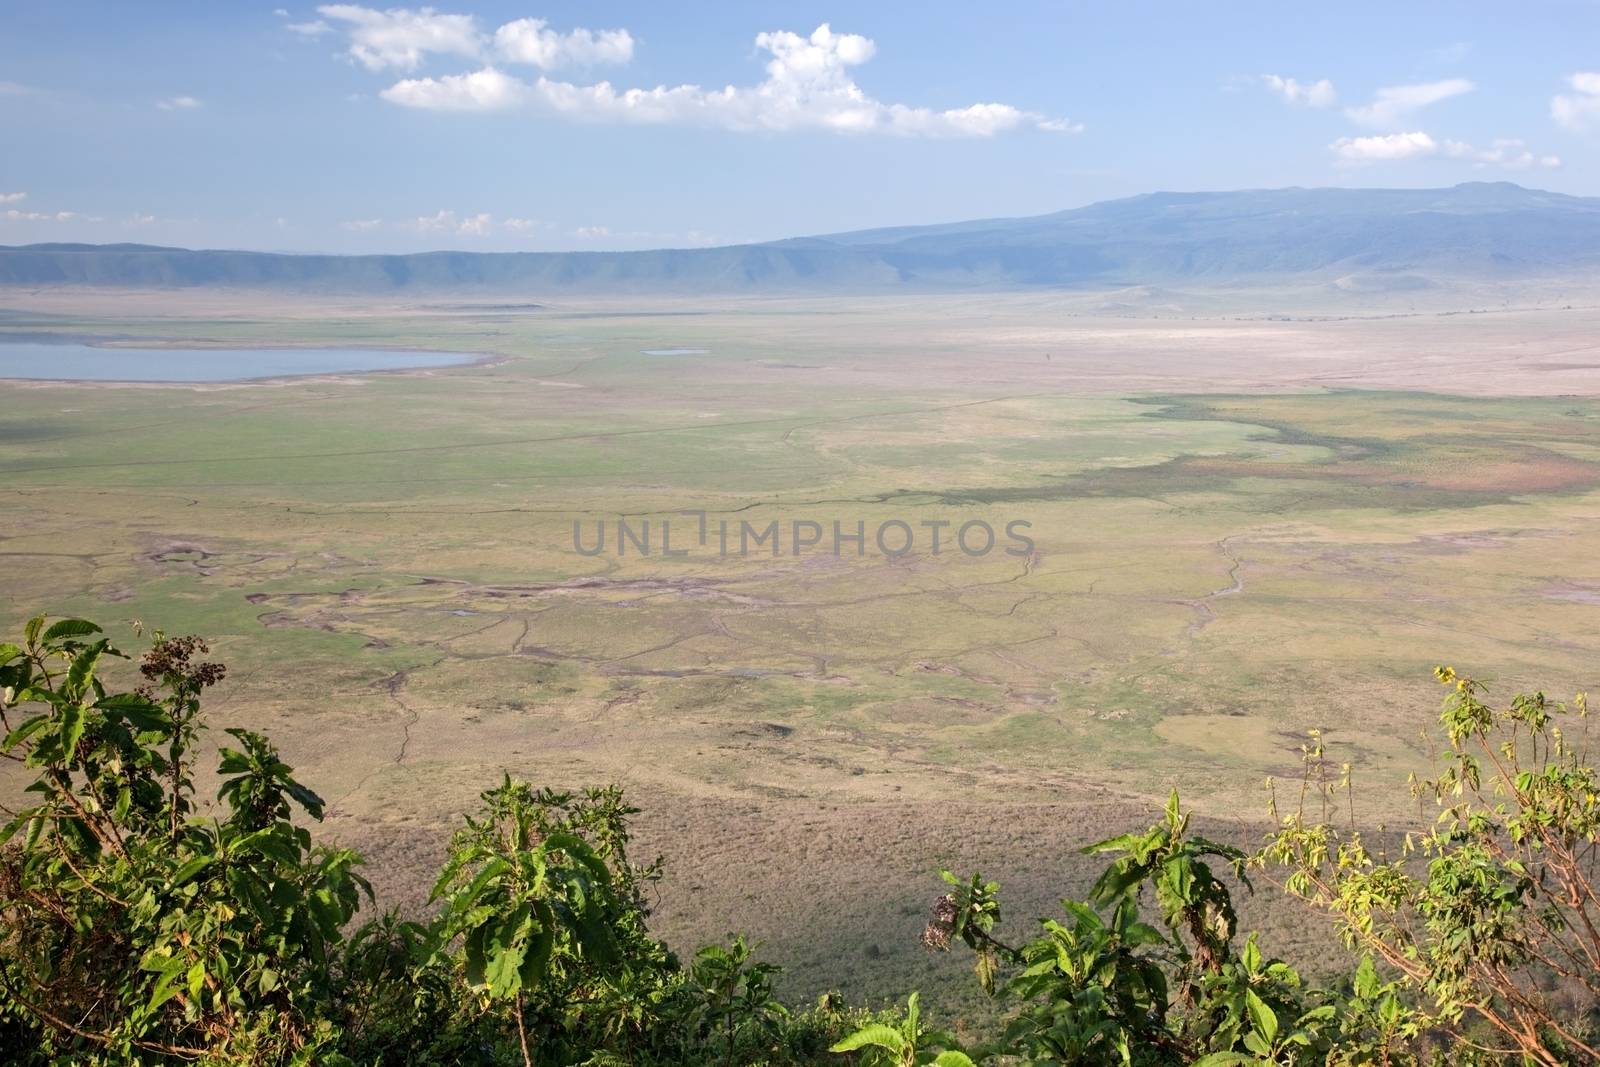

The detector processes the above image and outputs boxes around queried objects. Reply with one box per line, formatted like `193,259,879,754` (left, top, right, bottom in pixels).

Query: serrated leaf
65,639,108,702
1246,988,1278,1044
44,619,102,643
57,702,86,762
3,715,51,750
829,1024,904,1054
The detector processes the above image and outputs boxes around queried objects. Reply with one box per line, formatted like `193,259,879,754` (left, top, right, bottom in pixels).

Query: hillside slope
2,183,1596,292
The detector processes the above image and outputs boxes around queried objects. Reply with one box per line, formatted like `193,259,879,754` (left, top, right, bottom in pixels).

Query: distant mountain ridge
3,183,1598,293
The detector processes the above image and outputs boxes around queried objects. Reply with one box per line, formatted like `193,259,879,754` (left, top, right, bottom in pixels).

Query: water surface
0,341,477,382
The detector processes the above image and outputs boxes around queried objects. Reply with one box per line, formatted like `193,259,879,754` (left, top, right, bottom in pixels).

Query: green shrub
3,616,1596,1064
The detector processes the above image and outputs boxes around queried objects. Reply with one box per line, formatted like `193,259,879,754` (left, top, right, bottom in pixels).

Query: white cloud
4,209,100,223
382,66,524,109
156,95,202,110
1345,78,1473,128
317,5,640,74
342,212,538,237
274,7,290,16
1331,130,1561,169
1442,137,1561,170
406,210,498,235
1261,74,1336,108
317,4,484,71
1331,130,1439,162
1552,72,1600,132
569,225,722,248
0,192,25,204
380,23,1068,137
494,18,632,68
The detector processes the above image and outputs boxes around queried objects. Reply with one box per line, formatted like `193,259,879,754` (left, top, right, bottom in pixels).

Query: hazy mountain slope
3,183,1597,292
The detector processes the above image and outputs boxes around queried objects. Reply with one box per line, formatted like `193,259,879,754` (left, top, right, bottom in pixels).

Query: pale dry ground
3,288,1600,1005
8,287,1600,396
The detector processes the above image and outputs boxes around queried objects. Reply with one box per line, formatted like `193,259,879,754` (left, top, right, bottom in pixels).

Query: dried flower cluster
921,893,958,951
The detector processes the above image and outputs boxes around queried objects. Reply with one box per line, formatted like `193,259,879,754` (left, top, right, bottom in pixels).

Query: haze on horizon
2,1,1599,255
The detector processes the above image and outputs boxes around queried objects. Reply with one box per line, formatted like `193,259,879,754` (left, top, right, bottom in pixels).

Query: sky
2,1,1598,253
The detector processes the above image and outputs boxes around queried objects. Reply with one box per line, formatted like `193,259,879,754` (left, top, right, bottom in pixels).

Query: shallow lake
0,341,477,382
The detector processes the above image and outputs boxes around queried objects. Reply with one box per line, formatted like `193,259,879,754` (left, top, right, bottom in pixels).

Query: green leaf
1245,988,1278,1044
43,619,102,642
1080,831,1144,855
542,830,611,886
57,701,86,762
0,643,21,663
829,1024,905,1054
64,639,108,701
3,715,51,750
483,942,527,999
1353,954,1379,999
171,855,215,886
931,1053,977,1067
145,954,190,1013
1163,855,1194,902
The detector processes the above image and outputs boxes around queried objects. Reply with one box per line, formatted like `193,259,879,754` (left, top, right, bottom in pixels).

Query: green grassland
4,297,1600,1007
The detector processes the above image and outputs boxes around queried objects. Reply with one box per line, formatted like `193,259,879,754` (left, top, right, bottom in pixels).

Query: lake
0,342,478,382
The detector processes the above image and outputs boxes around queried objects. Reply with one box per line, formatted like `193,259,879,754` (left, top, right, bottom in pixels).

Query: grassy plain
4,291,1600,1009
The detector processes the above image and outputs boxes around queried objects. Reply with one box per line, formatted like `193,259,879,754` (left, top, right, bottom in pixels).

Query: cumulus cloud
1261,74,1336,108
1345,78,1473,128
0,192,25,204
316,5,628,73
1331,130,1439,162
379,23,1069,137
494,18,632,68
1331,130,1560,169
382,66,523,109
1552,72,1600,132
341,218,384,231
156,95,202,110
317,4,484,70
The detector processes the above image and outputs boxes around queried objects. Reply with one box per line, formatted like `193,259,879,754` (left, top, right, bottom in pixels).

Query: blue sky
2,1,1598,252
